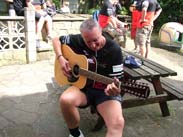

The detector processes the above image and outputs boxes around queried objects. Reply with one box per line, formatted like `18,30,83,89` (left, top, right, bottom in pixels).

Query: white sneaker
69,130,84,137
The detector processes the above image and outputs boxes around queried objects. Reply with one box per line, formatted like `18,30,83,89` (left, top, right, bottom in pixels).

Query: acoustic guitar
54,44,150,99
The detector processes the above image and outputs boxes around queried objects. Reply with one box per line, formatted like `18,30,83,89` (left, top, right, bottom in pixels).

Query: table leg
92,116,105,132
90,106,105,131
151,78,170,116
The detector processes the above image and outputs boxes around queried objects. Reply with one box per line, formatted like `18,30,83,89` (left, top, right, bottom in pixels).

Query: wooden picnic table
92,48,183,131
121,49,182,116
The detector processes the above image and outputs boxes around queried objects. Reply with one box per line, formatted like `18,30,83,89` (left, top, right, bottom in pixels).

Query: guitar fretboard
79,68,149,98
79,68,121,86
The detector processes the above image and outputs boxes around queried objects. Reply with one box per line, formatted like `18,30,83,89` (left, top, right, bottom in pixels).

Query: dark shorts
35,12,42,21
35,12,48,21
15,9,24,16
15,10,45,22
80,87,122,108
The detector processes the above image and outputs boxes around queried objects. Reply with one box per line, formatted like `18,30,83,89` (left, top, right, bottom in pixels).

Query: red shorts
131,26,137,39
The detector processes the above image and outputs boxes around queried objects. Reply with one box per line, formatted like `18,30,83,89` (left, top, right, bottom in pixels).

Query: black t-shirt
13,0,27,13
59,34,124,88
100,0,117,16
31,0,45,5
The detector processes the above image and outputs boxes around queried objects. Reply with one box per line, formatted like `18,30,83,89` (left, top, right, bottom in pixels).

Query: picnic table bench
92,48,183,131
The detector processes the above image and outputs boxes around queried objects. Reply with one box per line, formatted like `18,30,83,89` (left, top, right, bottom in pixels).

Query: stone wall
53,21,82,36
0,16,26,66
52,14,91,36
0,13,90,66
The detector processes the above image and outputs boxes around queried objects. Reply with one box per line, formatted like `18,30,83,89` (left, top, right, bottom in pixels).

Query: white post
24,7,37,63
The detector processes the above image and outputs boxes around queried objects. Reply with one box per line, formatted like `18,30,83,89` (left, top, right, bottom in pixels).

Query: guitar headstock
121,80,150,99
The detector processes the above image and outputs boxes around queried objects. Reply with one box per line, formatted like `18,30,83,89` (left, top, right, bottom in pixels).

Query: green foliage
88,8,100,15
52,0,60,9
155,0,183,32
119,7,128,15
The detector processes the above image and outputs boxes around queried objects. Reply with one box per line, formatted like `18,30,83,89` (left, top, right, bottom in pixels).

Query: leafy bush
155,0,183,32
88,8,100,15
119,7,128,15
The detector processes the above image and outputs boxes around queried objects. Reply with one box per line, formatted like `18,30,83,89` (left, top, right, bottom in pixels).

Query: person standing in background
129,0,141,53
98,0,127,48
135,0,162,58
13,0,30,16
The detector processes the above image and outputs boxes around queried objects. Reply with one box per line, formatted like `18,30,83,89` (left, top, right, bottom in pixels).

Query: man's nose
91,42,96,48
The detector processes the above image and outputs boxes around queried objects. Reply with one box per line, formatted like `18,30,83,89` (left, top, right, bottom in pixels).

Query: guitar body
54,44,96,89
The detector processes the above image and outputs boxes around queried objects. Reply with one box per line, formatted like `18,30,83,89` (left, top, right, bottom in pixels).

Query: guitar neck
79,68,115,85
79,68,149,99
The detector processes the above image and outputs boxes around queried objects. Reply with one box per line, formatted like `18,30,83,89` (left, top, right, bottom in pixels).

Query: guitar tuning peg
129,90,133,94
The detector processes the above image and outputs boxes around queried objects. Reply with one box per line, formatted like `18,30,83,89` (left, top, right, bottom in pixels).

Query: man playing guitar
53,18,124,137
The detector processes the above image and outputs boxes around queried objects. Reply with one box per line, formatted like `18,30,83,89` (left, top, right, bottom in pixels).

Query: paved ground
0,38,183,137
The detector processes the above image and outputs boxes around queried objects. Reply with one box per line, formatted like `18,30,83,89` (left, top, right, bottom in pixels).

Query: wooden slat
122,50,177,76
161,78,183,100
162,85,183,100
143,59,177,76
124,66,142,79
140,65,160,77
143,61,169,76
122,94,175,108
131,67,152,78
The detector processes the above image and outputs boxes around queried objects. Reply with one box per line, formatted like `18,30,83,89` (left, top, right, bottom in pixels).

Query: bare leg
44,15,53,38
132,38,140,54
36,16,45,39
97,100,124,137
145,44,150,58
139,45,145,57
60,86,87,128
145,27,153,58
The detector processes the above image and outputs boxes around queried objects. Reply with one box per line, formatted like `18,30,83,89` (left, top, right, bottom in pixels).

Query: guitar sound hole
67,65,79,83
68,65,79,82
73,65,79,76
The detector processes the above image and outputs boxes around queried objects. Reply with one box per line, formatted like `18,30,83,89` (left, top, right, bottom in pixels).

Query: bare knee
59,93,74,108
45,16,52,23
114,116,125,129
107,115,125,131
